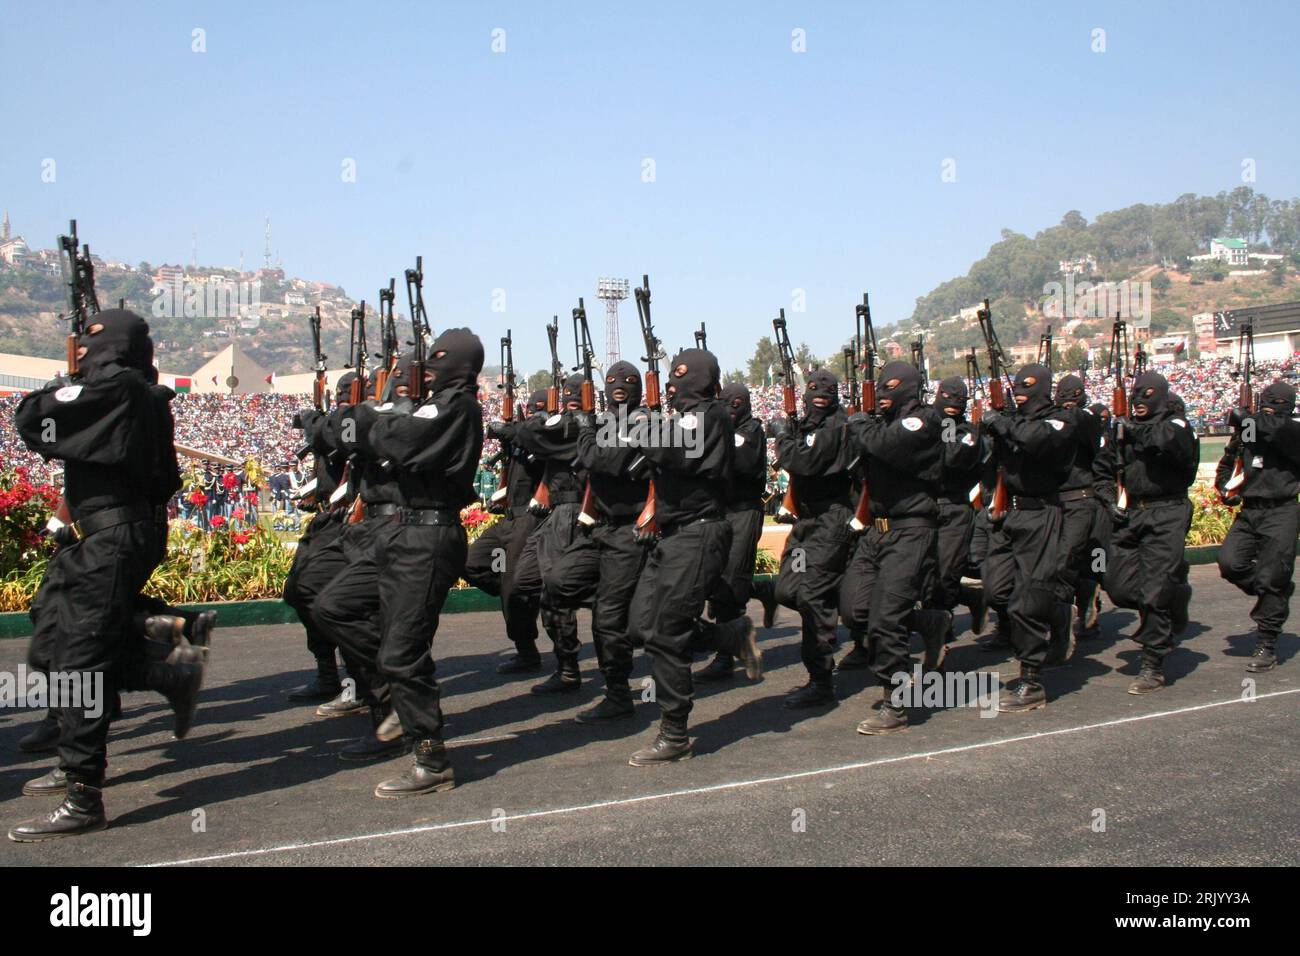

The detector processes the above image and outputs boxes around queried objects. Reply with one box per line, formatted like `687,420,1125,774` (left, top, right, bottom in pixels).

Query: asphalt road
1,564,1296,867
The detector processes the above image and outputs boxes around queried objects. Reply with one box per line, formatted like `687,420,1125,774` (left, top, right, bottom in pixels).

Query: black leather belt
1131,495,1185,510
658,515,722,538
725,501,764,514
593,513,638,527
1059,488,1095,503
1242,498,1295,510
398,507,460,526
72,504,167,540
365,503,400,519
937,496,965,507
1010,495,1060,511
870,516,936,533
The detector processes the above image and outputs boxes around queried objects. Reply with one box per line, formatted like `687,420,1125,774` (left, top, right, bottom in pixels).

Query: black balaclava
427,328,483,395
1012,363,1053,416
1169,393,1186,418
335,370,358,405
529,388,549,417
79,308,153,378
383,349,414,402
876,360,920,421
667,348,719,412
561,373,585,410
1055,373,1087,408
1129,370,1170,421
1261,380,1297,416
604,360,642,409
936,376,968,419
1090,401,1110,425
803,368,841,425
720,382,752,426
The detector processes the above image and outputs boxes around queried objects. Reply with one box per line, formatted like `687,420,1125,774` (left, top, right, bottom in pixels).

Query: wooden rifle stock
577,380,598,527
987,377,1009,521
777,383,799,523
634,369,661,541
849,379,875,530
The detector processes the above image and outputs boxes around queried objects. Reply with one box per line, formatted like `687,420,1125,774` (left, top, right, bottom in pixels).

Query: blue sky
3,1,1298,374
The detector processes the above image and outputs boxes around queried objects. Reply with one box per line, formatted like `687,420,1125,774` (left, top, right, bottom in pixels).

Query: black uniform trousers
283,510,348,660
841,522,937,687
932,500,974,610
1056,494,1100,604
983,504,1064,668
374,520,466,756
28,516,160,785
1218,499,1298,637
513,503,584,664
775,504,853,682
314,514,390,705
628,519,732,738
709,506,764,623
463,509,544,659
583,521,645,683
1104,498,1191,664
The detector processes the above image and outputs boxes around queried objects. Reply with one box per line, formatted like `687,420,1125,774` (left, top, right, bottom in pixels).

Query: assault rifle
373,278,397,399
1107,314,1131,512
1223,321,1256,496
977,299,1014,522
404,256,431,401
573,299,599,527
528,317,564,514
773,308,800,524
633,275,662,543
348,300,368,404
848,293,877,532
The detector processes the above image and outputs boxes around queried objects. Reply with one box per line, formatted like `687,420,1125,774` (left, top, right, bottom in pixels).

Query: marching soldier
626,348,760,764
759,368,854,707
929,376,983,652
10,309,205,841
844,361,944,733
1054,374,1104,649
1216,379,1299,672
362,328,485,797
980,363,1076,712
465,388,550,674
282,371,369,716
695,382,768,682
1093,370,1197,694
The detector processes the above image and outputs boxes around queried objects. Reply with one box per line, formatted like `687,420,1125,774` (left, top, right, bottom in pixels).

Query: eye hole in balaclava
335,371,358,405
1012,363,1052,415
1129,371,1169,421
529,388,549,416
603,360,642,409
937,376,968,418
875,360,920,420
561,373,585,408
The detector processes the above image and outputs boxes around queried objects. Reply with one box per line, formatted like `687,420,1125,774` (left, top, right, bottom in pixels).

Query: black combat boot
960,580,988,636
913,609,953,672
190,610,217,649
752,579,779,629
998,664,1047,713
18,712,60,754
144,644,205,739
857,688,909,735
722,615,762,680
1246,632,1279,673
784,678,835,709
1127,663,1166,695
339,708,408,761
837,631,873,671
497,651,543,675
288,655,342,702
694,653,735,682
576,681,635,724
1045,603,1076,668
628,728,692,766
22,767,68,797
530,656,581,695
8,782,107,842
374,739,455,798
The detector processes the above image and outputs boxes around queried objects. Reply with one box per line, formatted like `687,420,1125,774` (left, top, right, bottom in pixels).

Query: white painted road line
146,687,1300,867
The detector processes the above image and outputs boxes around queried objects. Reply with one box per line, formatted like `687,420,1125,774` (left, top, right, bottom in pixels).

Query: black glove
487,421,513,440
571,411,593,430
1108,503,1128,524
766,418,789,440
981,410,1009,435
1228,407,1251,430
846,411,869,425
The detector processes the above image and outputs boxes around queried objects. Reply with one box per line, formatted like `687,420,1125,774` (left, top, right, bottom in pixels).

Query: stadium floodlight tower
596,277,630,367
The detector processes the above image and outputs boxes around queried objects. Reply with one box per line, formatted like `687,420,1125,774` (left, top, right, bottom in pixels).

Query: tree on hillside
525,369,551,394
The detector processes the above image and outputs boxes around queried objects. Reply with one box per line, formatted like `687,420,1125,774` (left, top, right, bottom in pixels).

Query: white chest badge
545,413,562,427
1171,418,1187,428
804,433,816,447
54,385,83,402
901,417,922,432
1047,419,1065,431
961,432,975,447
375,402,394,413
679,413,698,431
414,403,440,420
734,433,745,448
1252,456,1265,469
